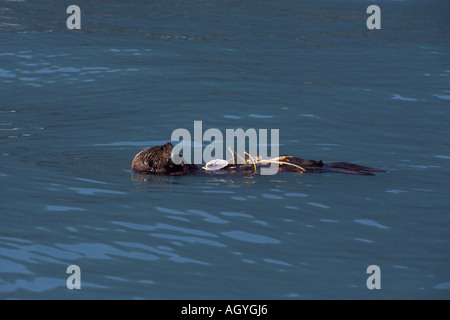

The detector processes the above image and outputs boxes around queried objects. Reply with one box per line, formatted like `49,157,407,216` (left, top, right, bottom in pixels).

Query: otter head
131,142,185,175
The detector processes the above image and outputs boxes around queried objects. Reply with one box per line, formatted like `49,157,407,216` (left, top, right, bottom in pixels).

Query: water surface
1,0,449,299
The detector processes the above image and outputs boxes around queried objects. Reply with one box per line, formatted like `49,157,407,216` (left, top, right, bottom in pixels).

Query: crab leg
228,147,246,164
245,151,257,172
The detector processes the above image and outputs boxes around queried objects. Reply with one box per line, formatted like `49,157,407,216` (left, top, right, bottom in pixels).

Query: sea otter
131,142,384,176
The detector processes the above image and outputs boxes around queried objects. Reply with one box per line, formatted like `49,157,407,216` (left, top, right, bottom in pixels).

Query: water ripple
112,221,154,231
353,238,374,243
0,277,107,293
284,192,308,197
224,115,241,119
392,94,418,101
187,209,228,224
263,258,293,267
385,189,408,194
0,243,79,264
355,219,389,230
307,202,330,209
434,282,450,289
69,187,126,195
116,241,210,265
0,258,29,274
220,211,253,218
320,219,338,223
149,233,225,247
433,94,450,100
249,114,274,119
155,206,187,215
434,155,450,160
55,243,158,261
73,177,107,185
112,221,217,238
0,277,62,293
262,194,283,200
47,206,85,212
221,231,280,244
201,190,235,194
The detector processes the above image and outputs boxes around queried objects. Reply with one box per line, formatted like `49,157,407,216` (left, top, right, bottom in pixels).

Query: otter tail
328,162,385,176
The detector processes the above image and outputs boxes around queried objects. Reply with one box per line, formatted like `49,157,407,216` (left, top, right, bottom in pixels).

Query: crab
202,147,306,173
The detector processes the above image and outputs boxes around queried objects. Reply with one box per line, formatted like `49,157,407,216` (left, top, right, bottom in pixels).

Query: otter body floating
131,142,385,176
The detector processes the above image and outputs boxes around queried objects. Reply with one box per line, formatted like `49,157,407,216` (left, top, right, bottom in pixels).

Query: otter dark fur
131,142,194,175
131,142,385,176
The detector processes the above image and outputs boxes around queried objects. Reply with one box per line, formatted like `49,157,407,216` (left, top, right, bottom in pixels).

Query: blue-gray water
1,0,449,299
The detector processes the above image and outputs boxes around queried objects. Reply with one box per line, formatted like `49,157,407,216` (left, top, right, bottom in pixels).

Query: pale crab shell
202,159,229,171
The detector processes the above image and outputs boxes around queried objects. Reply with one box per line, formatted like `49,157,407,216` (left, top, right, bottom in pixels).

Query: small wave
149,233,225,248
385,189,408,194
284,192,308,197
262,194,283,200
202,190,235,194
263,258,292,267
69,187,126,195
249,114,274,119
56,243,158,261
353,238,374,243
355,219,389,229
224,115,241,119
112,221,155,231
116,241,210,265
221,231,280,244
220,211,253,218
433,94,450,100
320,219,338,223
82,67,109,70
187,209,228,224
434,155,450,160
0,277,107,293
155,206,187,215
113,221,218,238
434,282,450,290
0,258,29,274
391,94,418,101
73,177,107,185
47,206,85,212
307,202,330,209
